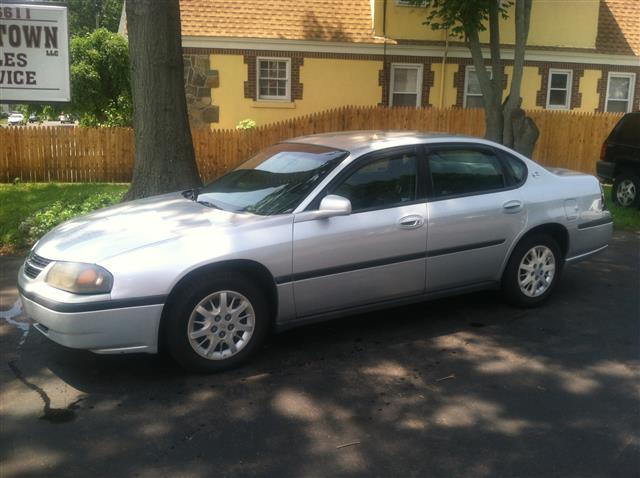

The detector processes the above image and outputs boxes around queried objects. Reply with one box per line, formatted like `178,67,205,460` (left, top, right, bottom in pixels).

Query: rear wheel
502,234,562,307
165,272,269,373
612,171,640,208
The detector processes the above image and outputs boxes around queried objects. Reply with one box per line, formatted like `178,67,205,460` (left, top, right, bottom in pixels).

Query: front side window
428,148,506,198
333,152,418,211
606,72,636,113
464,66,493,109
197,143,346,215
546,69,572,109
257,58,290,101
390,64,423,107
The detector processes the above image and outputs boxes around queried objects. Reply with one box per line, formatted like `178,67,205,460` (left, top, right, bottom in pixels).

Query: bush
236,118,257,130
18,191,123,247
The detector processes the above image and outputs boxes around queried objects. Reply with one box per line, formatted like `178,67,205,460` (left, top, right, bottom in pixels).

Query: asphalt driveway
1,232,638,478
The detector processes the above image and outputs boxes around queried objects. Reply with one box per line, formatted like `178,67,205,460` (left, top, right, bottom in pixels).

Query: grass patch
0,183,128,254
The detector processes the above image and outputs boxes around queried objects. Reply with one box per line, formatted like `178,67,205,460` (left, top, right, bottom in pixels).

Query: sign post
0,1,70,103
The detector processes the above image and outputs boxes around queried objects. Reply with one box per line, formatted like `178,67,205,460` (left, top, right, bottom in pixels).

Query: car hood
34,192,262,263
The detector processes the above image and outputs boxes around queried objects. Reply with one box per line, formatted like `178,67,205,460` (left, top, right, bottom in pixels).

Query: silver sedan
19,131,613,372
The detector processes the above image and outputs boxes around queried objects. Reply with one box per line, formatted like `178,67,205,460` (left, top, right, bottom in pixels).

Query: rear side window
428,148,506,198
611,113,640,146
501,151,528,185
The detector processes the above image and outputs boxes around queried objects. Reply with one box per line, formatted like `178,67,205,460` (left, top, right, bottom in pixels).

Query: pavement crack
8,360,86,424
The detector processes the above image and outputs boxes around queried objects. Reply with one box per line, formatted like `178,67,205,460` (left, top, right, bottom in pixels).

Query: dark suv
597,112,640,208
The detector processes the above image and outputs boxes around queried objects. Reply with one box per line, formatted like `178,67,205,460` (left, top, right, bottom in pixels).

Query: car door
425,144,527,292
292,146,427,318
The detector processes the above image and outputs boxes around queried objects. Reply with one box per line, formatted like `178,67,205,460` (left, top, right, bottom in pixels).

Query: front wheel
165,273,269,373
612,171,640,208
502,234,562,307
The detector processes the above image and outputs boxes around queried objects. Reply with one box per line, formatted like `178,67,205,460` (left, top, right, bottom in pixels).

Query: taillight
600,142,607,161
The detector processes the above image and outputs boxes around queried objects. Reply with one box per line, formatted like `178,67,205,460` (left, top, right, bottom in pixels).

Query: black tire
502,234,562,308
612,170,640,208
165,272,270,373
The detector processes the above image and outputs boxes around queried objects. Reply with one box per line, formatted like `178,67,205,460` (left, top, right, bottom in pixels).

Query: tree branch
503,0,533,147
488,0,503,101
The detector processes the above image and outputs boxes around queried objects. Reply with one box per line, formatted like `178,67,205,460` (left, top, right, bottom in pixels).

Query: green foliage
409,0,513,39
17,191,123,247
236,119,257,130
0,183,128,252
67,0,124,36
70,28,132,126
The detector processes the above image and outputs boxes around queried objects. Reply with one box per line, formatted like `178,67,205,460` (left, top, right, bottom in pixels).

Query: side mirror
294,195,352,223
318,195,352,217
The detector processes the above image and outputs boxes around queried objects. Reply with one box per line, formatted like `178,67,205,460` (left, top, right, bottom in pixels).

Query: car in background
19,131,613,372
597,112,640,208
58,113,75,124
28,114,39,124
7,112,25,126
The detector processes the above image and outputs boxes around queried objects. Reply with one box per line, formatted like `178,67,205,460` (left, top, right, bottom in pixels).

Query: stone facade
183,53,219,127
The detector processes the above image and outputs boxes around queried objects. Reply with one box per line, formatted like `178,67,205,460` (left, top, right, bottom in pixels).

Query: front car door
425,143,528,292
291,146,427,318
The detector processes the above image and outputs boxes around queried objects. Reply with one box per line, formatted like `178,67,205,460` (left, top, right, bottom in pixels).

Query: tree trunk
124,0,201,201
503,0,537,155
512,108,539,158
467,30,503,143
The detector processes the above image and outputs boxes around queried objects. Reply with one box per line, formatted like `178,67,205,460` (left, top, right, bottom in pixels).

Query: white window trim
256,57,291,102
546,68,573,110
463,65,493,108
605,72,636,113
389,63,423,107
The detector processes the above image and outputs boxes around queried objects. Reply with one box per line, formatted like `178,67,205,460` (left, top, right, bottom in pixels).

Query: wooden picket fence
0,106,623,183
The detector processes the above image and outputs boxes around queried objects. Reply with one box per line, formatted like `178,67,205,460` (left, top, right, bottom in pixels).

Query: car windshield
196,143,347,215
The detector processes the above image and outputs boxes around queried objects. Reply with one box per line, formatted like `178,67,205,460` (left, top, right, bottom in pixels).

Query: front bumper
20,291,164,354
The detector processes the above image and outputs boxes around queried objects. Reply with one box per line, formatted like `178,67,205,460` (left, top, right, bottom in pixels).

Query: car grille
24,252,53,279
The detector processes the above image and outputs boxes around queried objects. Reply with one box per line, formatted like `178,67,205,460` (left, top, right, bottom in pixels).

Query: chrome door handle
503,200,523,213
398,215,425,229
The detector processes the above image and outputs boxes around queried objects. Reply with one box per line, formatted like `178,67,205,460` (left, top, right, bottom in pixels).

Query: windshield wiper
197,200,224,210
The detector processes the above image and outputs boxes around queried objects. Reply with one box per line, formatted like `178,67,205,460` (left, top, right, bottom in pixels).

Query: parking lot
1,231,638,478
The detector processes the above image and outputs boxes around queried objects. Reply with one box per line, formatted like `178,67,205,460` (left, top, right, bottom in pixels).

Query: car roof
285,130,488,154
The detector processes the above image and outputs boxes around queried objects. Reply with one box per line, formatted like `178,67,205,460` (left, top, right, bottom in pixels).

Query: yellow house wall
578,69,602,112
503,65,543,110
210,55,383,129
373,0,599,49
429,63,459,108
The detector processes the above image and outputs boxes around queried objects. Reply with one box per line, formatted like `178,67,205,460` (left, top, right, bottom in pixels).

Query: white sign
0,2,70,103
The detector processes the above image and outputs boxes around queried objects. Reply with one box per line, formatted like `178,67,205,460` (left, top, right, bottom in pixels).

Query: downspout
439,27,449,108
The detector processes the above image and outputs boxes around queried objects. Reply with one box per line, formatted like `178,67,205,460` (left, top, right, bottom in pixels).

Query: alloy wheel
518,245,556,298
616,179,637,207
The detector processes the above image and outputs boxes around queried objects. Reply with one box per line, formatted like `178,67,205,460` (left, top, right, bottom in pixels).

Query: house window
257,58,291,101
396,0,427,5
390,64,423,107
464,66,492,109
605,72,636,113
546,69,572,109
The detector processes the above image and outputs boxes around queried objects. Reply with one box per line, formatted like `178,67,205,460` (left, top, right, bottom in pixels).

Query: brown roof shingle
596,0,640,56
179,0,381,43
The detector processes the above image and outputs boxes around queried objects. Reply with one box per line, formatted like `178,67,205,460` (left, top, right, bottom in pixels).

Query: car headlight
46,262,113,294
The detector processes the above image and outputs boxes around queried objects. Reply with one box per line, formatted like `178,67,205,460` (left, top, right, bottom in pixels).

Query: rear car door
425,144,527,291
292,146,427,317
